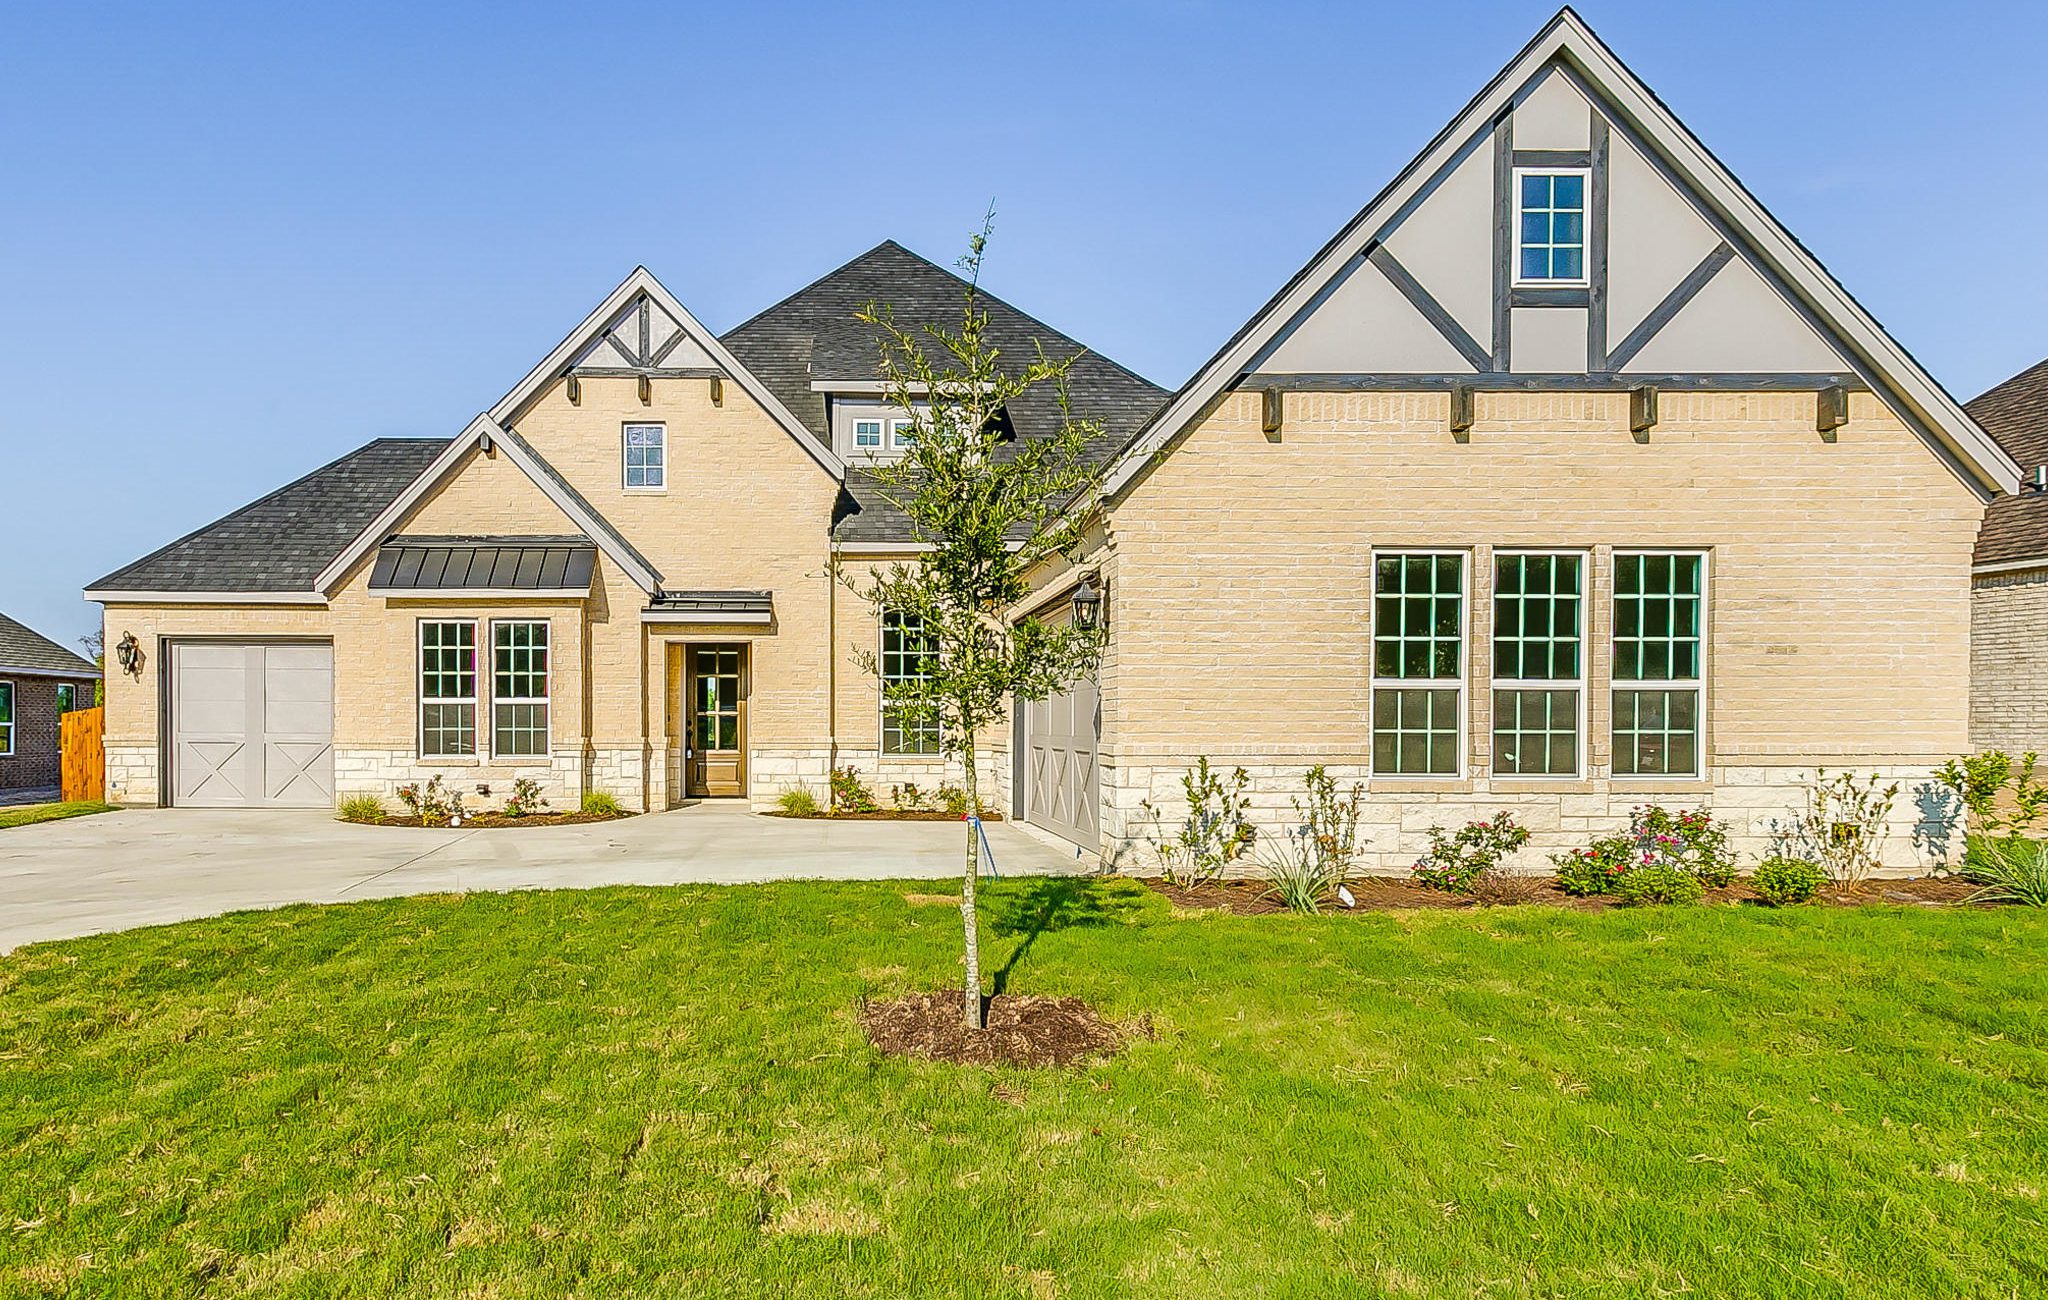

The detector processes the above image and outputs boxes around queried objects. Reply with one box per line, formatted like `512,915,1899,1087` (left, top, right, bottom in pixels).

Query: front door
686,645,746,797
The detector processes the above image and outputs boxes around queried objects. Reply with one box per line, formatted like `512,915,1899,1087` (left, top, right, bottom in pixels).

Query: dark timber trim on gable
1241,371,1868,394
1367,245,1490,372
1604,242,1737,371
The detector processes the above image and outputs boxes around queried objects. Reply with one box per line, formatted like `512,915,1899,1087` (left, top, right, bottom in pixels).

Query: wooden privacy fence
61,707,104,802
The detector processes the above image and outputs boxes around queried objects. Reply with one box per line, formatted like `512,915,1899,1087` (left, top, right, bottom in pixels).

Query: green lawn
2,881,2042,1298
0,800,117,830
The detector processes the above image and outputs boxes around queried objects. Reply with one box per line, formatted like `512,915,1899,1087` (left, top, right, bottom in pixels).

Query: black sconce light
114,632,142,677
1071,575,1103,630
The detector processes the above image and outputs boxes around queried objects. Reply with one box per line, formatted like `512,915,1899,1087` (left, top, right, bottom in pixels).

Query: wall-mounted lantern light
115,632,142,677
1071,575,1103,631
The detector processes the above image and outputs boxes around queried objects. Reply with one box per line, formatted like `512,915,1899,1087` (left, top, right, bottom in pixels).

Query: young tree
848,220,1105,1030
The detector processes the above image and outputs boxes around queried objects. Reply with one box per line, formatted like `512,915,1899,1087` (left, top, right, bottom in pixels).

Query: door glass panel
692,648,741,752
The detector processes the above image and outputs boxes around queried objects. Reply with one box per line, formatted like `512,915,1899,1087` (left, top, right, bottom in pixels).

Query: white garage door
171,643,334,808
1024,677,1099,848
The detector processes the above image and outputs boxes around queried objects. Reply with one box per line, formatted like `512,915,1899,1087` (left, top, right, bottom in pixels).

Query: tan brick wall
1093,388,1984,871
1971,566,2048,754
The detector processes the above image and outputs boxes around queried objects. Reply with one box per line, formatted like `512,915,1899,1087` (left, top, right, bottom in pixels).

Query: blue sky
3,1,2043,648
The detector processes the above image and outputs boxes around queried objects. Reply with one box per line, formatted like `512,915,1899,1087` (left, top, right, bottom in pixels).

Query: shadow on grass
983,877,1147,995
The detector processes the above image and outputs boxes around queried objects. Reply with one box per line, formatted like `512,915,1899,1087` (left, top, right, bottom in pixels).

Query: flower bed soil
860,991,1145,1068
364,811,636,829
766,810,1003,822
1143,874,1984,916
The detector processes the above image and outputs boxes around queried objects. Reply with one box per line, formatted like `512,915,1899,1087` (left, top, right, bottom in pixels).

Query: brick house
91,10,2019,872
0,613,100,799
86,242,1162,815
1966,358,2048,754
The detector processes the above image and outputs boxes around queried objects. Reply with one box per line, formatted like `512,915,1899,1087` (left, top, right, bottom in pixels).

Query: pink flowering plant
1552,804,1735,896
1412,812,1531,894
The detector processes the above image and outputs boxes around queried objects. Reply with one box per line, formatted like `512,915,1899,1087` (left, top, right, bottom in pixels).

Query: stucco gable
1104,7,2019,502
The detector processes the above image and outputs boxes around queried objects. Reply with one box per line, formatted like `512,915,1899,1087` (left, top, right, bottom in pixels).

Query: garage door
171,643,334,808
1023,677,1099,848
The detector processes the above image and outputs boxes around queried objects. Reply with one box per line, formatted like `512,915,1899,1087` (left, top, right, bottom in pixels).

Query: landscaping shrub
935,782,983,818
1616,863,1705,906
1934,750,2048,837
1551,806,1734,896
892,782,928,812
1257,827,1343,913
1412,812,1531,894
777,787,820,817
1754,855,1827,906
1963,835,2048,907
580,790,622,816
338,794,386,824
1292,764,1364,883
1553,834,1634,895
395,775,463,827
1785,768,1900,885
831,765,878,814
503,777,547,818
1143,757,1256,887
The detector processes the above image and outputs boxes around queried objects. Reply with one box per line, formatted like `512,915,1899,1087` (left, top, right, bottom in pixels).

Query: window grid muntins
1612,553,1705,776
1518,171,1586,283
1492,553,1584,776
881,610,941,756
1371,553,1463,776
624,423,665,488
854,419,883,449
492,621,550,758
420,621,477,757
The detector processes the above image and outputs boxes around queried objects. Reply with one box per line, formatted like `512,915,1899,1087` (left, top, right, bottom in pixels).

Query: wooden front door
686,645,746,797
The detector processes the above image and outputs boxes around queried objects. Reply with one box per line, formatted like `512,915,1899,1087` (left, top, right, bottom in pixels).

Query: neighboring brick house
0,613,100,798
88,10,2022,875
1966,358,2048,754
86,242,1163,814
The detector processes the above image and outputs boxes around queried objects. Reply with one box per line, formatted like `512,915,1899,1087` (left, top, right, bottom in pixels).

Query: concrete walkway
0,802,1089,951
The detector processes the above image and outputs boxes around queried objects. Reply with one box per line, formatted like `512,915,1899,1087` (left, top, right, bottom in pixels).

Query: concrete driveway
0,802,1090,951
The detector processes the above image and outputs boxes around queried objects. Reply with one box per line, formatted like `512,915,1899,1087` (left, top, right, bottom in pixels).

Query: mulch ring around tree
861,991,1147,1068
1144,874,1986,916
368,811,636,829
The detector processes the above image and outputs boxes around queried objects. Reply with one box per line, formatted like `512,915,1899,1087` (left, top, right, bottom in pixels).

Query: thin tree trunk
961,727,984,1030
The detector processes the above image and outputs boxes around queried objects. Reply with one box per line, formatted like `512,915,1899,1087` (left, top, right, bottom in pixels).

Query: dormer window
854,419,884,449
833,399,927,461
888,417,918,450
1515,169,1587,285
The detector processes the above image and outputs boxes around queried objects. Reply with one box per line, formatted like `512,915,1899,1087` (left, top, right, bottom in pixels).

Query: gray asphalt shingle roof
1970,359,2048,568
0,612,99,678
90,439,451,594
720,240,1167,543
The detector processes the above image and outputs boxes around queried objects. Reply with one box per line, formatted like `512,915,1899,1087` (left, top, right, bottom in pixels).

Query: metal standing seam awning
367,536,598,597
639,590,775,624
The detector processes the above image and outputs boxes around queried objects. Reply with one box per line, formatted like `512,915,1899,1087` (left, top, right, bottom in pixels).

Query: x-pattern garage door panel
171,643,334,808
1025,677,1099,848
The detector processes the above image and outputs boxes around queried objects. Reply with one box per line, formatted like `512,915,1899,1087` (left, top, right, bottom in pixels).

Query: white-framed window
491,620,550,759
623,422,666,489
0,681,12,757
419,620,478,757
880,609,941,756
887,416,918,450
55,683,77,714
853,418,884,449
1611,552,1706,777
1492,552,1585,777
1370,552,1465,776
1514,168,1588,285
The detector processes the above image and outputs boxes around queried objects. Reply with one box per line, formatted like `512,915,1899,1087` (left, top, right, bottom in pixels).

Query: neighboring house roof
1969,358,2048,568
721,240,1167,542
1097,7,2021,503
0,612,99,679
86,439,451,598
367,536,597,596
